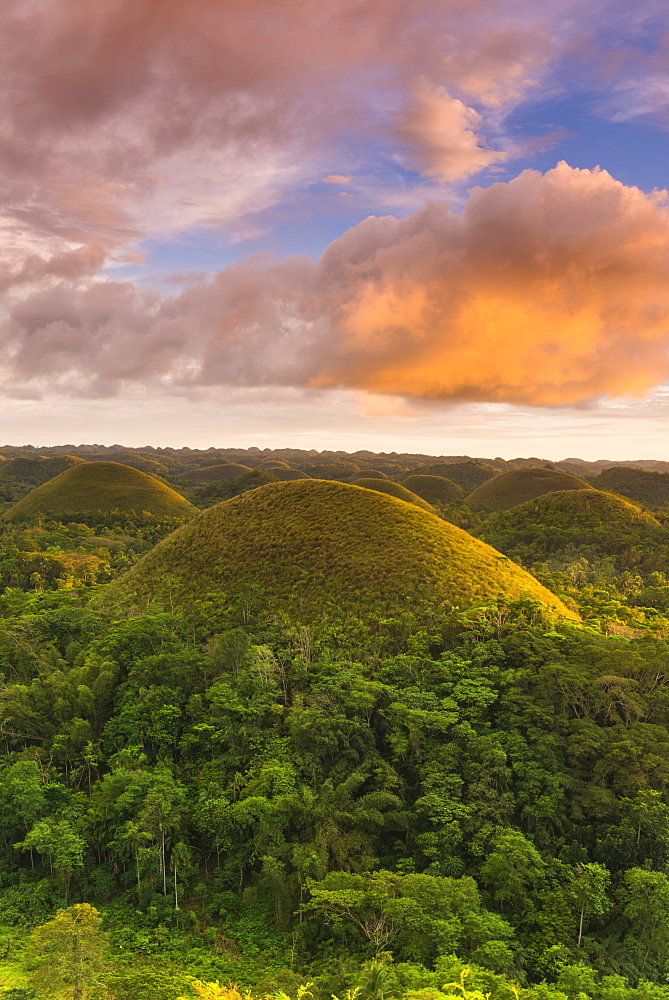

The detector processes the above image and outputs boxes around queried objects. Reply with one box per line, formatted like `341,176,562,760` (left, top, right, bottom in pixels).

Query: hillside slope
98,480,576,622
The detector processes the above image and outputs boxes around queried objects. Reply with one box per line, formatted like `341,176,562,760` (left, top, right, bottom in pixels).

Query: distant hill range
2,447,669,513
4,444,668,476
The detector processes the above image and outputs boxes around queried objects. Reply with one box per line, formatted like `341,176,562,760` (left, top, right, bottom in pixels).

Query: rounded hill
0,454,85,485
418,461,498,491
352,469,390,481
481,488,663,566
351,478,435,512
182,463,252,482
594,467,669,509
266,467,311,481
89,451,168,475
3,462,198,521
468,467,592,512
401,475,465,505
97,480,576,622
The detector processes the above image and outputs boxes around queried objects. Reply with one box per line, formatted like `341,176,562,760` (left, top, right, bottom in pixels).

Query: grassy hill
181,463,252,482
416,461,498,491
468,467,592,511
594,466,669,508
0,454,85,484
265,467,311,481
87,451,169,475
352,469,390,480
298,460,361,481
97,480,577,622
401,474,465,505
480,488,666,569
351,478,436,512
3,462,198,520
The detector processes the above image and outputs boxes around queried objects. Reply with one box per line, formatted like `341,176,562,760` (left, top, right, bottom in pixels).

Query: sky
3,0,669,459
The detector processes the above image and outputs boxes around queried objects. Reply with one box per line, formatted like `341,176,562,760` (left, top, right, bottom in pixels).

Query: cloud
4,163,669,409
323,175,353,185
440,23,551,108
0,0,609,266
0,0,664,315
309,162,669,405
395,81,509,180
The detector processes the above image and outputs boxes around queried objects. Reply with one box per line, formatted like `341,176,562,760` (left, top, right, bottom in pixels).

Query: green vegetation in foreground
594,466,669,508
468,467,592,511
351,478,436,513
8,448,669,999
181,463,253,482
401,474,466,505
3,462,197,521
96,479,575,621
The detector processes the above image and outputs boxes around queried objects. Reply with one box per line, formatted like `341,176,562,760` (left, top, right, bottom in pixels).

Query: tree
26,903,106,1000
306,871,395,955
305,870,515,965
566,862,610,948
619,867,669,966
479,827,545,915
15,817,84,901
138,768,185,895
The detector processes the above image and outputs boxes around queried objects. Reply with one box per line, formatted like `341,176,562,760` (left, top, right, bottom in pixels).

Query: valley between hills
2,445,669,999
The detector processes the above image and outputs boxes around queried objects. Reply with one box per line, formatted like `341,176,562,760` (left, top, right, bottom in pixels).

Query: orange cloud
5,163,669,410
309,162,669,405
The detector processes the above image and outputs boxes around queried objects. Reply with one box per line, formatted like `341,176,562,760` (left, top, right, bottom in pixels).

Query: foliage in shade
350,479,436,513
181,463,252,482
401,475,465,505
594,466,669,509
468,467,592,511
2,463,198,521
96,479,576,621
